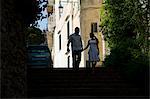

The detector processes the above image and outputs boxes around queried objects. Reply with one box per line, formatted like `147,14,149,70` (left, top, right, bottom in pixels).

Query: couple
67,27,100,70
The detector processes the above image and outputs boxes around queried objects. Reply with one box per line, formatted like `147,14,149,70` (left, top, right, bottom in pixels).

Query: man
67,27,83,70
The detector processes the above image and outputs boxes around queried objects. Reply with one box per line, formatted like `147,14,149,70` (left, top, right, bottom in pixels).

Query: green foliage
25,26,45,45
100,0,149,50
100,0,149,82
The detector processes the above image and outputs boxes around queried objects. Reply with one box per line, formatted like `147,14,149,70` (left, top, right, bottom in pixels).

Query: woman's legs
92,61,97,69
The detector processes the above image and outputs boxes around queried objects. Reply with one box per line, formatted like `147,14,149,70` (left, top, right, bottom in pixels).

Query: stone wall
1,0,28,98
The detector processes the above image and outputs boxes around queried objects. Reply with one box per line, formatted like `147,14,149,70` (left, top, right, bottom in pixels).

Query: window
91,23,98,33
67,21,70,39
67,56,70,68
59,34,61,50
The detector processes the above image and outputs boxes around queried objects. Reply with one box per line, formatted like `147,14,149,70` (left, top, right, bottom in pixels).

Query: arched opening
1,0,149,98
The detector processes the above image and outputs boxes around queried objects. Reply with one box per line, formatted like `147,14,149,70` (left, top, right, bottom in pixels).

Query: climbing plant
100,0,149,51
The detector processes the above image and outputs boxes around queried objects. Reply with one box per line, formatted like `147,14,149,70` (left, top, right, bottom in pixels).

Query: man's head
75,27,79,35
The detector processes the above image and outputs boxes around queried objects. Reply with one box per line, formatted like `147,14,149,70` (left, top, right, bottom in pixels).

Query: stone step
28,73,121,79
28,83,136,89
27,68,143,97
28,77,122,81
28,71,119,75
27,68,120,74
28,72,122,77
28,80,128,85
28,87,141,97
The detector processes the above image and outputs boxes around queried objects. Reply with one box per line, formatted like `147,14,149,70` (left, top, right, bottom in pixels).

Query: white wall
53,0,84,68
72,0,84,68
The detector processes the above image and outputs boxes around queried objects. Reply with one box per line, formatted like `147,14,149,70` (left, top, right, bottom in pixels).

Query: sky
36,2,48,31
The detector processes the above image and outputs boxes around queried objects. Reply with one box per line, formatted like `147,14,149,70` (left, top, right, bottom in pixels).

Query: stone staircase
27,67,145,98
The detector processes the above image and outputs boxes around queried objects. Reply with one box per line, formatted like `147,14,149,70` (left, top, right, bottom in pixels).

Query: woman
83,33,100,68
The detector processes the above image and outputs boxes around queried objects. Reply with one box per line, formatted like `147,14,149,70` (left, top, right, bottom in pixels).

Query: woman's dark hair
90,33,94,37
90,33,99,44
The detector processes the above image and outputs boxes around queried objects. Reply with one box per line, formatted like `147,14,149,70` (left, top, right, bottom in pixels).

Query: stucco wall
52,0,84,68
80,0,104,66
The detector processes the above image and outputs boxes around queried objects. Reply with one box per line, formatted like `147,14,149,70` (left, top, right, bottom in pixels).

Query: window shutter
91,23,98,33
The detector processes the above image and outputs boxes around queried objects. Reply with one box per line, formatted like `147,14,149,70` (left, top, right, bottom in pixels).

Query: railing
27,45,53,68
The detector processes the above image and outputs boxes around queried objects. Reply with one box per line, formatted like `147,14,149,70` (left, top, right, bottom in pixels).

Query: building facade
47,0,106,68
80,0,105,66
50,0,84,68
47,0,56,62
47,0,55,49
